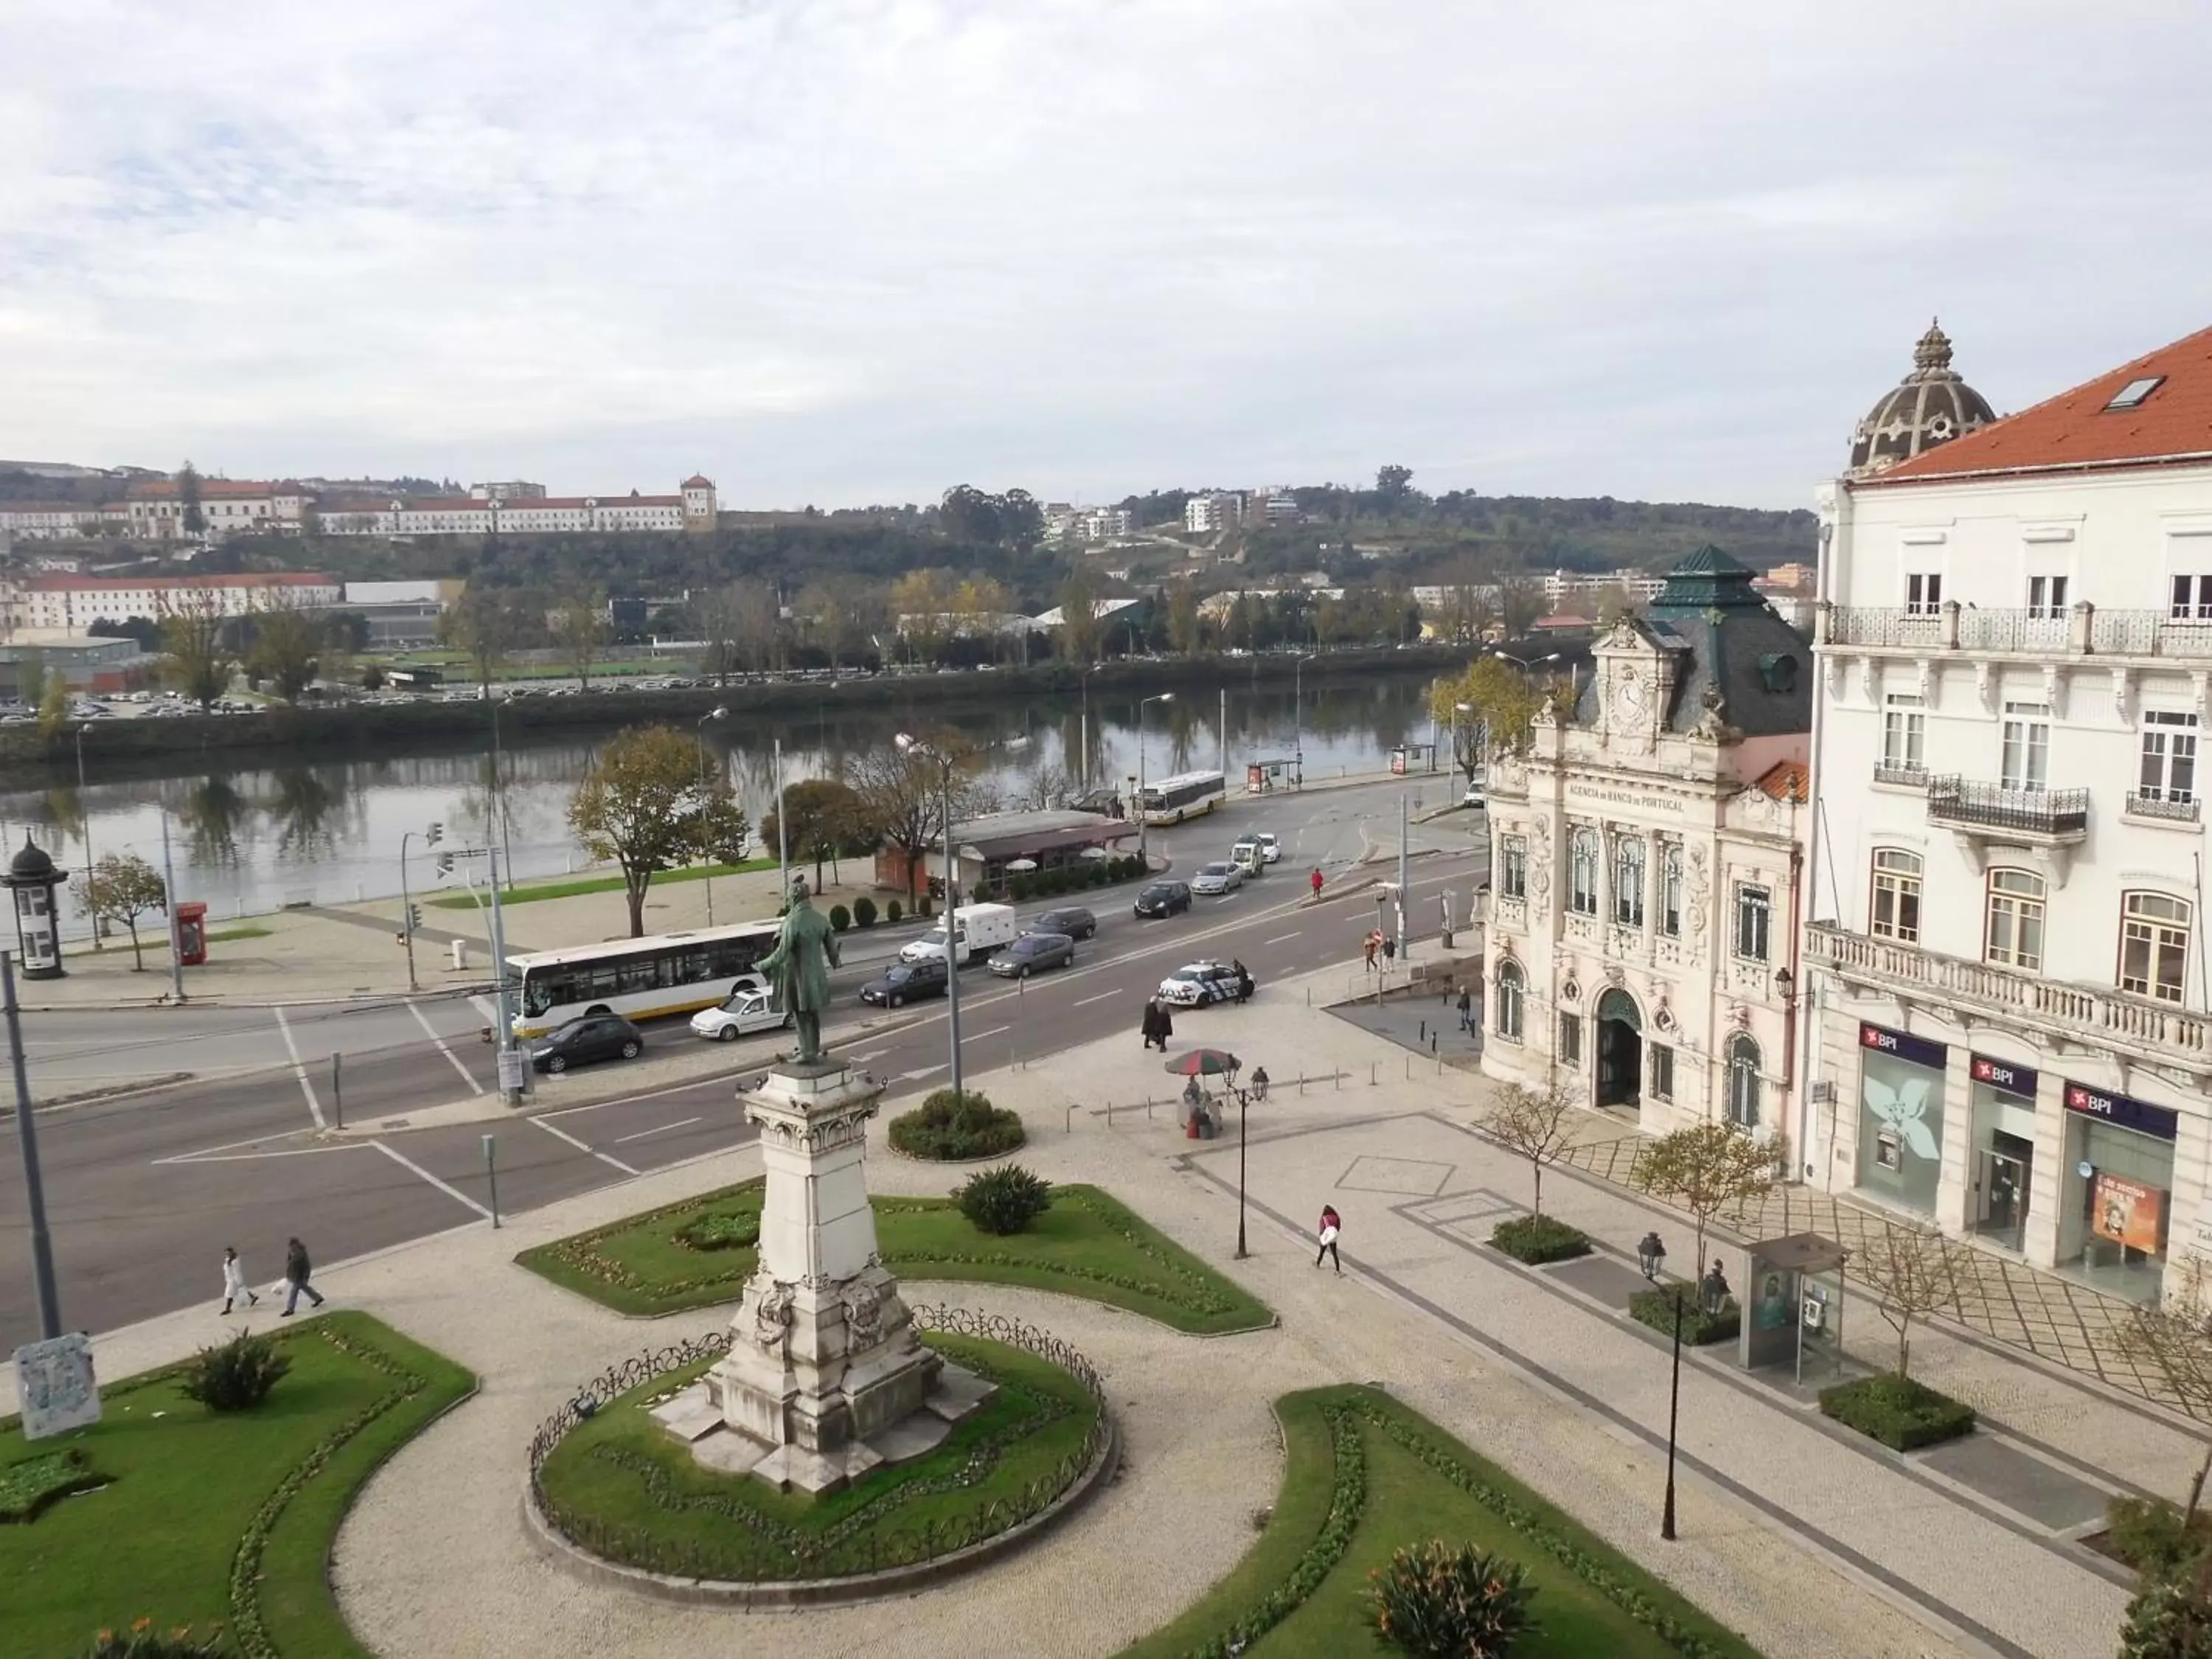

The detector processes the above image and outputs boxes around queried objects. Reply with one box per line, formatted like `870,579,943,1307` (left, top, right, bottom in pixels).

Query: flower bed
1818,1373,1976,1451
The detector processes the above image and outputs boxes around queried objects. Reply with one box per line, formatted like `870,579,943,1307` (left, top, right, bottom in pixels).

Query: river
0,673,1451,935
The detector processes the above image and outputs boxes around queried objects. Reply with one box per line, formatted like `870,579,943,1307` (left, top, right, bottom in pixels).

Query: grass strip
427,858,774,909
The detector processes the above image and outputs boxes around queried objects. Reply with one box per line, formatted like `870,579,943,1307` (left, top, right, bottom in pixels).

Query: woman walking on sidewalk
220,1246,259,1315
1315,1204,1342,1273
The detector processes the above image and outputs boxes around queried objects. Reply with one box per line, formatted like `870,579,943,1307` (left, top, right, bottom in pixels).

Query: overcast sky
2,1,2206,511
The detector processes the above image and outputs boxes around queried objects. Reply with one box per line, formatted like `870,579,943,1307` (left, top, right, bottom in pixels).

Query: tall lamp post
695,705,729,786
1292,653,1314,787
1221,1057,1252,1259
1135,692,1174,868
896,734,965,1099
73,724,96,949
1638,1231,1685,1541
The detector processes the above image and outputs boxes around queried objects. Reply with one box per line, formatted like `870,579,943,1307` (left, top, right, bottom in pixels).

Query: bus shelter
1737,1232,1848,1386
1389,742,1439,776
1246,758,1295,793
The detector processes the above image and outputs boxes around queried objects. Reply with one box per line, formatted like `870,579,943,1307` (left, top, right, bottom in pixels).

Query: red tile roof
683,474,713,489
1754,759,1809,804
1865,323,2212,485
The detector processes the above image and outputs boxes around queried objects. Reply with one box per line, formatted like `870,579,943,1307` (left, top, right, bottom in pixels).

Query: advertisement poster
2093,1173,2166,1253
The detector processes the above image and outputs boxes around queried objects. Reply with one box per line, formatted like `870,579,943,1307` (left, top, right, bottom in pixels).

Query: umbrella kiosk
1165,1048,1260,1258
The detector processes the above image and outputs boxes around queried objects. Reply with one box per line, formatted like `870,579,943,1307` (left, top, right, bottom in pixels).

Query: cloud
1,0,2207,509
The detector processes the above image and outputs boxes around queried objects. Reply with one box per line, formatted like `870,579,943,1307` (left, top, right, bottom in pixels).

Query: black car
532,1013,644,1074
989,932,1076,978
860,957,950,1009
1133,880,1192,919
1030,905,1098,941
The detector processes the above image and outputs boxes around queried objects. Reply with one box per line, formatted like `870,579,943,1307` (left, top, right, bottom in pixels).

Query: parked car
989,932,1076,978
689,987,789,1043
1029,905,1097,941
860,957,949,1008
1133,880,1192,919
1190,860,1244,897
1463,773,1488,812
532,1012,644,1074
1254,831,1281,863
1155,960,1251,1008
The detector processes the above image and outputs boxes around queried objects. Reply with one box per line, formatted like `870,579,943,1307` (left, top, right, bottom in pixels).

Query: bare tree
78,852,167,970
695,584,740,686
1851,1219,1963,1378
1481,1074,1579,1216
245,592,324,703
158,586,234,710
1630,1119,1776,1277
1057,563,1105,665
437,584,514,695
1496,571,1545,639
2118,1262,2212,1523
728,580,782,673
554,588,606,689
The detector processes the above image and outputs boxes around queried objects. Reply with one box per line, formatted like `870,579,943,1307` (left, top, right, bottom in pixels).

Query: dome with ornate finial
1847,319,1997,476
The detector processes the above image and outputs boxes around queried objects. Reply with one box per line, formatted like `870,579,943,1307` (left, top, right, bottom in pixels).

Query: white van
900,902,1019,968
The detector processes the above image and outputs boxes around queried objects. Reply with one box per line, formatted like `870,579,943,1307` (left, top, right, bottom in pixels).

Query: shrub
672,1209,761,1253
2103,1496,2212,1576
178,1328,290,1413
886,898,902,924
1627,1283,1740,1346
918,895,934,919
1818,1372,1976,1450
828,903,852,933
1008,875,1034,902
2119,1565,2212,1659
853,896,877,928
1487,1214,1591,1265
888,1088,1027,1160
1369,1538,1537,1658
83,1623,226,1658
956,1164,1055,1236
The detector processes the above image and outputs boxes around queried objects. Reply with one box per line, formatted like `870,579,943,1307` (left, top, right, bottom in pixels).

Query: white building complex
1805,319,2212,1305
1,571,341,636
1482,547,1812,1135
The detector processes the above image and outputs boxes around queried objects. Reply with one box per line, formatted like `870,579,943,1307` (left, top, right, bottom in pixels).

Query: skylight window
2106,375,2166,411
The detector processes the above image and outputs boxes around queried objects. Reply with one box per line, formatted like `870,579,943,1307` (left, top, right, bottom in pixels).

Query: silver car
1189,860,1244,897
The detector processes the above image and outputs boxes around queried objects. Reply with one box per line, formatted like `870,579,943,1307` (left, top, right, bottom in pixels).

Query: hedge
1627,1284,1740,1347
1817,1373,1975,1451
1487,1214,1592,1265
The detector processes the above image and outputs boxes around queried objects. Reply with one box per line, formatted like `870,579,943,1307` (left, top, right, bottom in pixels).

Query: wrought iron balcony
1924,775,2088,838
1872,762,1928,789
2090,611,2212,658
1820,602,2212,661
2126,790,2202,824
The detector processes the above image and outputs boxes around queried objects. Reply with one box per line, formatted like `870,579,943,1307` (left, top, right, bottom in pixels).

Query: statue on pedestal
757,874,841,1063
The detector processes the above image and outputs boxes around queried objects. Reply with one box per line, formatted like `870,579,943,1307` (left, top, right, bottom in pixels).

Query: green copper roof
1649,544,1763,612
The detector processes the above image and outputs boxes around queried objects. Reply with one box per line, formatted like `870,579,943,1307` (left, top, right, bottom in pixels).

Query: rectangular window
2000,701,2051,790
1614,837,1646,928
1568,830,1599,917
1882,695,1926,773
2172,575,2212,621
1558,1012,1582,1068
2027,575,2068,620
1498,835,1528,900
2121,891,2192,1005
1659,842,1683,937
1985,869,2047,971
1906,572,1943,616
1870,849,1924,943
2140,712,2199,804
1649,1043,1674,1103
1734,884,1770,962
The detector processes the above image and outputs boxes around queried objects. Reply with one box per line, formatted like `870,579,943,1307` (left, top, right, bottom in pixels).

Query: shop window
1725,1035,1761,1129
1870,848,1922,943
1495,961,1525,1043
1498,835,1527,900
1733,884,1770,962
1613,837,1646,928
2120,891,2191,1005
1649,1043,1674,1102
1984,869,2046,971
1568,828,1599,917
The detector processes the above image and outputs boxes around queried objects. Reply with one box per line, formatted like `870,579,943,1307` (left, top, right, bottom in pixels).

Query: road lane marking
847,1048,888,1063
470,995,499,1024
1073,991,1120,1007
967,1025,1011,1041
897,1065,945,1081
272,1006,327,1130
1262,932,1303,946
614,1116,703,1144
371,1139,493,1220
410,1001,486,1094
529,1114,641,1176
156,1141,368,1166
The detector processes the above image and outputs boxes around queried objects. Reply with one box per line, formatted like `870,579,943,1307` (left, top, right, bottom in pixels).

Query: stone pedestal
654,1058,992,1493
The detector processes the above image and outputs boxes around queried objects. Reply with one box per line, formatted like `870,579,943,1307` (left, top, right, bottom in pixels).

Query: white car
1189,860,1243,897
1463,774,1488,813
1254,832,1281,864
689,986,790,1043
1156,961,1250,1007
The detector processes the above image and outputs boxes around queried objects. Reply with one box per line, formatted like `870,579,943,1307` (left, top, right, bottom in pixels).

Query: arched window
1870,848,1922,943
2121,891,2192,1005
1726,1034,1761,1129
1568,829,1600,917
1495,961,1525,1043
1614,836,1646,928
1984,869,2046,971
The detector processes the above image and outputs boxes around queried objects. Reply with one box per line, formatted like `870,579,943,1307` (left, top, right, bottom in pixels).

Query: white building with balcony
1805,319,2212,1306
1482,547,1812,1137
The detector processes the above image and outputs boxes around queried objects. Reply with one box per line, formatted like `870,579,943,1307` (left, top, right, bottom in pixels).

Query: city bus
1137,769,1228,826
509,920,782,1039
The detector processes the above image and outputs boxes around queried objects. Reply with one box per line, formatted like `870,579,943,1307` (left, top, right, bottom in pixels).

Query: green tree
246,597,323,703
553,588,605,689
761,778,876,889
568,724,751,936
890,568,954,666
176,461,204,535
16,651,46,720
1429,656,1540,779
939,484,1002,546
1630,1119,1778,1279
37,666,70,738
159,587,234,710
1056,563,1105,665
1166,580,1201,657
79,851,167,970
437,584,512,695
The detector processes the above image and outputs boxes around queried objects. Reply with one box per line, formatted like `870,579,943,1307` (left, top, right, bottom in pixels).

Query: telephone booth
175,900,209,967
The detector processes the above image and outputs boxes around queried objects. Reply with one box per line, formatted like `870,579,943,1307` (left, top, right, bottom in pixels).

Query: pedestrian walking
220,1246,259,1315
1314,1204,1343,1273
1382,933,1397,964
1363,931,1380,971
1456,987,1473,1033
1140,997,1174,1052
281,1236,327,1317
1309,867,1324,900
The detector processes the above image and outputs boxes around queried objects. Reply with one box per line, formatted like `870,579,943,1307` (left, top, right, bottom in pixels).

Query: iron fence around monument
526,1304,1112,1585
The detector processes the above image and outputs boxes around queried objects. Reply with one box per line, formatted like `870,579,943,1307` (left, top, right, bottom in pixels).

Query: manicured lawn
0,1312,473,1658
1118,1386,1763,1659
207,924,274,944
426,858,774,909
535,1332,1099,1582
515,1180,1275,1335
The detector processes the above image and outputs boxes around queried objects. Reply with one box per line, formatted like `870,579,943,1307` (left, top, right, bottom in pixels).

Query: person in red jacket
1315,1204,1342,1273
1309,867,1324,900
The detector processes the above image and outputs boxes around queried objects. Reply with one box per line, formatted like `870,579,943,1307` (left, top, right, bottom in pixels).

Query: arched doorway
1594,988,1642,1110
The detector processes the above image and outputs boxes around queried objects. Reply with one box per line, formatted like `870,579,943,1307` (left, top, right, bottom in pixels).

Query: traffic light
426,822,443,847
408,903,422,931
437,852,454,877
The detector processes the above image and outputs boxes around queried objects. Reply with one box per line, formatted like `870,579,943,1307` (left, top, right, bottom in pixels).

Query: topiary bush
828,903,852,933
1818,1372,1975,1450
178,1328,290,1413
955,1164,1055,1235
672,1209,761,1253
853,896,877,928
888,1088,1027,1160
1369,1538,1537,1658
1627,1283,1740,1346
82,1622,226,1658
1487,1214,1591,1265
886,898,903,924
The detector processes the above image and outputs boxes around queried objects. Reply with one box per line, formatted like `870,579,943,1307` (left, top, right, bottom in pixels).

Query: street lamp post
1135,692,1174,867
1636,1231,1684,1541
1231,1065,1251,1259
695,705,728,787
1292,653,1314,787
74,724,96,949
897,735,965,1099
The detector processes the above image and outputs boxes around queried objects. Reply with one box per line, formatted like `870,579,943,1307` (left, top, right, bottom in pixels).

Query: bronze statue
757,874,841,1062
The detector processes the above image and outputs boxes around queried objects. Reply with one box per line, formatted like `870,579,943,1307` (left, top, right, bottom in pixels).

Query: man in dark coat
282,1236,327,1317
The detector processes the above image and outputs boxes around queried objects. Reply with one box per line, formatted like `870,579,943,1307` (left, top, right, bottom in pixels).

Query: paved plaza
9,959,2190,1658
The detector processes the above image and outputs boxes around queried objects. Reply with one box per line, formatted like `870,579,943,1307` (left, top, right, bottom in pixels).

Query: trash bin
451,938,469,971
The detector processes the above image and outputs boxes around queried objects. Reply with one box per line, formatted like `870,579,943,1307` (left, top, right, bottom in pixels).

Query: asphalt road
0,780,1484,1340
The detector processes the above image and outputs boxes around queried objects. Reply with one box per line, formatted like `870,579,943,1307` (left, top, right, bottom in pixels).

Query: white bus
1138,769,1228,826
509,920,782,1039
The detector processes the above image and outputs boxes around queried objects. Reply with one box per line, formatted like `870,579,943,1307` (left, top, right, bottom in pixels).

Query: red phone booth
175,901,209,967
